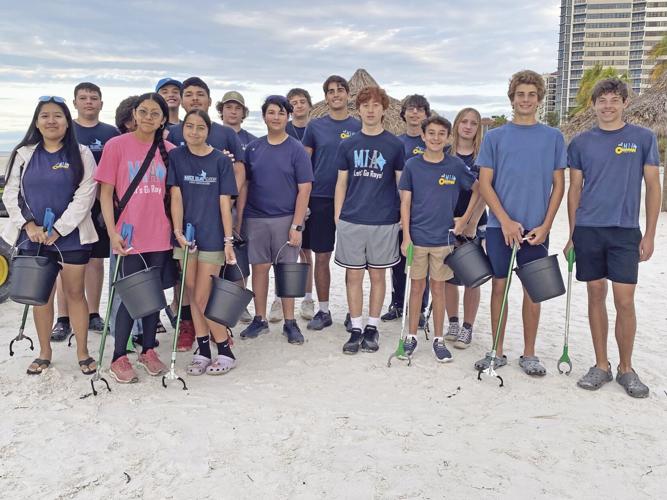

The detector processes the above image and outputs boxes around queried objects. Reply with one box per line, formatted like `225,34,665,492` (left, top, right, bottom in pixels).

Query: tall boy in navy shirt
566,78,661,398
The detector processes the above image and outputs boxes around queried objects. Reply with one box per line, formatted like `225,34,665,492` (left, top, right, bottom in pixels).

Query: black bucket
274,243,309,298
205,274,254,328
221,238,250,281
444,240,493,288
515,254,565,303
10,254,61,306
115,264,166,320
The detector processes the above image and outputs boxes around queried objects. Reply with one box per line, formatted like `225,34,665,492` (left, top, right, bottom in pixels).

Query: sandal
27,358,51,375
577,364,612,391
187,354,212,376
616,368,649,398
519,355,547,376
164,306,177,329
206,355,237,376
78,357,97,376
474,352,507,371
155,319,167,334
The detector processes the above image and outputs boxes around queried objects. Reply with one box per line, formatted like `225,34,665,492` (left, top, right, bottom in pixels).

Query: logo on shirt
340,130,356,140
352,149,387,179
52,161,70,170
128,159,166,195
183,170,217,186
89,139,103,152
438,173,456,186
615,142,637,155
412,146,425,156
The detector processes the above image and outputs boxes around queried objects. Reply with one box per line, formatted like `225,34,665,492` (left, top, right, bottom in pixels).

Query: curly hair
355,86,390,110
507,70,545,102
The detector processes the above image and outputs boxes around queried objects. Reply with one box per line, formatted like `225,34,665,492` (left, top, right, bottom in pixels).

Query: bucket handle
447,228,475,248
274,241,306,266
221,262,249,290
120,251,150,279
12,238,65,265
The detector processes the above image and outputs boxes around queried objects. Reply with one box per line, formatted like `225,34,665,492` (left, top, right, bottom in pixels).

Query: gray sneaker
240,316,269,339
577,364,613,391
307,310,333,330
454,324,472,349
51,321,71,342
444,321,459,341
432,338,453,363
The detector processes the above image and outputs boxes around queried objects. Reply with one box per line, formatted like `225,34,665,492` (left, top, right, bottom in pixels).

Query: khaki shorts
411,245,454,281
173,247,225,266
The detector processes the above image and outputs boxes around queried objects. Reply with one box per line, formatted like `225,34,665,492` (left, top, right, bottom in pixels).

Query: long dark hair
182,109,212,144
133,92,170,171
6,97,84,185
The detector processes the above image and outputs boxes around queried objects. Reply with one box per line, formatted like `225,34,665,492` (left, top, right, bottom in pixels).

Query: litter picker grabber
162,223,194,390
90,223,133,396
557,248,575,375
422,302,432,341
388,242,414,367
477,240,519,387
9,208,54,357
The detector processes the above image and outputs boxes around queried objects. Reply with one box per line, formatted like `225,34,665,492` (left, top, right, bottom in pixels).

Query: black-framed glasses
38,96,66,103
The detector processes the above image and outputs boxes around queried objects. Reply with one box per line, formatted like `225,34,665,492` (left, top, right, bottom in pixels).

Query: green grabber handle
388,242,414,367
558,248,576,375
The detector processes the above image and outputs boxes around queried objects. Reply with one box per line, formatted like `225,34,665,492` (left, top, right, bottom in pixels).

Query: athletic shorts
303,197,335,253
572,226,641,284
90,199,110,259
486,228,549,279
411,245,454,281
334,220,400,269
243,215,299,265
173,247,225,266
20,248,91,266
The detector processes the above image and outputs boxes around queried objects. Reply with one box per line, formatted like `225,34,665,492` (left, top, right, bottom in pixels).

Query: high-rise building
556,0,667,120
539,71,558,123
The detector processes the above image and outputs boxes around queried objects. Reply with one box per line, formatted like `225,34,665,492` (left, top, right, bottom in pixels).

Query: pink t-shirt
95,133,175,254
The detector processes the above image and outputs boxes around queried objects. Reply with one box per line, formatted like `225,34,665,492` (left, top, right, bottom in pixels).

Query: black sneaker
344,313,352,333
51,321,71,342
283,320,304,344
240,316,269,339
381,305,402,322
343,328,363,354
361,325,379,352
307,310,332,331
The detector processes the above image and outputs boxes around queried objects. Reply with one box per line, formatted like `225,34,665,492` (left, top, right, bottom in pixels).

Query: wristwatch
291,224,303,232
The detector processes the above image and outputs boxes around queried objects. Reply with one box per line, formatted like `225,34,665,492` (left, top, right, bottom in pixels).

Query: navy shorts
303,197,335,253
572,226,641,284
485,228,549,278
20,247,91,266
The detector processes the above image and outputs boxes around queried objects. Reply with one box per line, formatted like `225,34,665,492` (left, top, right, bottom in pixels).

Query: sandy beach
1,175,666,500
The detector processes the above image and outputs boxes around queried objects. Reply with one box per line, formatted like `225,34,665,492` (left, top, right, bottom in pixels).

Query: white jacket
1,143,99,247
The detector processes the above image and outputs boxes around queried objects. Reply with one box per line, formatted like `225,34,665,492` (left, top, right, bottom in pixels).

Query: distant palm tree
648,34,667,82
570,64,629,117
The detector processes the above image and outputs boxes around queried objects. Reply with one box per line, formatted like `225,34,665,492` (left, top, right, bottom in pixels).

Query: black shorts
90,199,110,259
20,248,91,266
303,197,335,253
572,226,641,284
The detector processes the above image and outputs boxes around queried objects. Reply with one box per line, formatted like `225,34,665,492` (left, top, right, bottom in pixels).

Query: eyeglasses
136,108,163,120
38,96,66,103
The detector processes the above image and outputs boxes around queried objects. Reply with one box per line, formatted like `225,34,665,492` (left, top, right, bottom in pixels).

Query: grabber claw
162,371,188,390
557,346,573,375
90,374,111,396
477,364,504,387
387,350,412,367
67,332,75,347
9,334,34,357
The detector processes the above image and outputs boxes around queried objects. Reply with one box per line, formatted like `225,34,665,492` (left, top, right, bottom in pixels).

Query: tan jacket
1,144,99,247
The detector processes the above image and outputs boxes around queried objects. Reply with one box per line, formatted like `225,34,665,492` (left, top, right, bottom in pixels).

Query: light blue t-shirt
568,124,659,228
476,122,566,230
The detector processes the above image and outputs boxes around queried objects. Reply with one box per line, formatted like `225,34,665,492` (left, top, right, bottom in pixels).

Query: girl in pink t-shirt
96,92,174,384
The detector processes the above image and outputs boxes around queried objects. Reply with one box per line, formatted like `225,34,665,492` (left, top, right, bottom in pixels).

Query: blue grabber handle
43,208,55,237
185,223,195,248
121,222,134,249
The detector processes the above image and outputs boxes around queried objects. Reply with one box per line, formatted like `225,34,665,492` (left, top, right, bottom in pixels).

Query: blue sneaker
402,335,418,357
307,310,332,331
432,338,453,363
283,320,304,344
240,316,269,339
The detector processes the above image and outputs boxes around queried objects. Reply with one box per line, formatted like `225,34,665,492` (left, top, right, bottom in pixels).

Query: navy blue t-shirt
337,130,405,225
398,133,426,160
302,115,361,198
167,146,238,251
19,145,90,251
168,122,244,163
73,122,119,163
399,154,476,247
237,128,257,150
287,121,307,142
453,152,488,226
244,136,314,218
568,124,660,228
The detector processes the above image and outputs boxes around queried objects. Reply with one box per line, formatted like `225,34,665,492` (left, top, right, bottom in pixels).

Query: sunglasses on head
38,96,66,103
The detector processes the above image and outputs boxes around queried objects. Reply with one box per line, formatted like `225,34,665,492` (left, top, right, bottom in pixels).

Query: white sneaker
239,308,252,324
300,298,315,320
269,298,283,323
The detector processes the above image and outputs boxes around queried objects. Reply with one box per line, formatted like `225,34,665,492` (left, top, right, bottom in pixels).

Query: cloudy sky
0,0,560,150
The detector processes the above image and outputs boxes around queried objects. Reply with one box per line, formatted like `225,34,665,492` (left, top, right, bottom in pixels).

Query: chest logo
438,173,456,186
615,142,637,155
412,146,425,155
340,130,355,140
52,161,70,170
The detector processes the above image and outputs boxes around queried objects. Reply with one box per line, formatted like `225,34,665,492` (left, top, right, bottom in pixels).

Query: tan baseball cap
222,91,246,107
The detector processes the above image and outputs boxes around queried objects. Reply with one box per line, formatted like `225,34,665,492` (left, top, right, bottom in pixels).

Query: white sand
1,181,666,500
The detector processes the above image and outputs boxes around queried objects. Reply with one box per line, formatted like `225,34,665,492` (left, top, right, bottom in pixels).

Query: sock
351,316,363,330
304,292,313,301
89,312,100,320
449,316,459,324
462,322,473,330
407,333,417,339
368,317,380,327
181,306,192,321
319,301,329,313
216,340,235,360
197,336,211,359
57,316,70,325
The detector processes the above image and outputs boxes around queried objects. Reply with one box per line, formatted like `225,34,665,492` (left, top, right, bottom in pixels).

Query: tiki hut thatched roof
561,73,667,140
310,68,407,135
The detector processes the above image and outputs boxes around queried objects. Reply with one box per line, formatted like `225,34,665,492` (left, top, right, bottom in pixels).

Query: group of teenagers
1,69,660,398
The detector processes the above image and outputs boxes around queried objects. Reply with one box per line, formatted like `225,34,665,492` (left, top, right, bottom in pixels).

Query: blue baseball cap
155,78,182,92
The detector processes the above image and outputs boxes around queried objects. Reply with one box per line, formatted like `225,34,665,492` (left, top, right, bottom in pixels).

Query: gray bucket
10,254,61,306
515,254,565,303
444,240,493,288
205,274,254,328
115,265,166,320
221,238,250,281
274,243,309,298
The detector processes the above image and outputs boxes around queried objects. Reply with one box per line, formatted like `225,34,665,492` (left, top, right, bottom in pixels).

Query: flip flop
519,355,547,377
27,358,51,375
78,357,97,376
155,319,167,334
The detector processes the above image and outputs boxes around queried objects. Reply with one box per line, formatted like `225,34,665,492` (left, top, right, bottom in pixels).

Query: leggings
112,250,170,361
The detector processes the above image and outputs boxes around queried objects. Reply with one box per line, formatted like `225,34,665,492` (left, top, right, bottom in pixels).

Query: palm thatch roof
310,69,407,135
561,73,667,140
